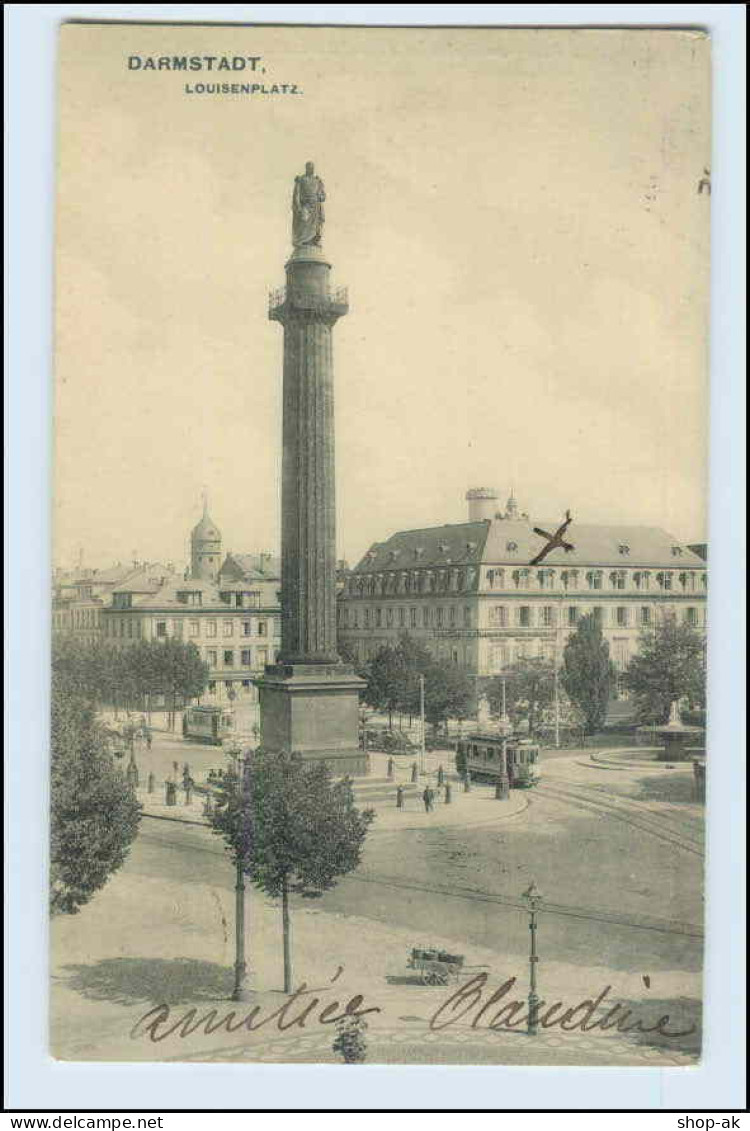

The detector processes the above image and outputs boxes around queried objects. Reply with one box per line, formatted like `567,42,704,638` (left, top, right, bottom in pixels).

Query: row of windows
340,604,705,631
155,618,272,639
346,569,479,598
339,605,473,630
71,608,100,628
175,590,262,609
203,647,274,669
103,616,278,640
206,680,257,695
345,566,707,598
355,639,471,667
487,605,704,629
484,568,707,593
52,608,100,629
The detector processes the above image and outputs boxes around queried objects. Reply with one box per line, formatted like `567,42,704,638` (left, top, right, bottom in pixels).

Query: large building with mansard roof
336,488,707,685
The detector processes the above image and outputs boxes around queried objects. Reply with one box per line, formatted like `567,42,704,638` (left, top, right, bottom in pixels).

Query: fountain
654,700,705,762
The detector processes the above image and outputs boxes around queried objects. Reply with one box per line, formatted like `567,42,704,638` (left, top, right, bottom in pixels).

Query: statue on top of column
292,161,326,247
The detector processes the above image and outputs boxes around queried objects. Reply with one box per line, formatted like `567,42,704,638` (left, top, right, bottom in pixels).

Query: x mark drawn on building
529,511,575,567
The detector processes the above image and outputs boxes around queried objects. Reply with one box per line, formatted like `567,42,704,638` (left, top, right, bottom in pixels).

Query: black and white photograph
5,9,746,1112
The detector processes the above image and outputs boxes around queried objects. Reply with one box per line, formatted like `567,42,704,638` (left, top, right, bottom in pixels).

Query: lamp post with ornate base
232,750,253,1003
522,881,544,1036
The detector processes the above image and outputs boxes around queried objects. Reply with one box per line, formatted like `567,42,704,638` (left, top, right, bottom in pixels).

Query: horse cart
407,946,465,986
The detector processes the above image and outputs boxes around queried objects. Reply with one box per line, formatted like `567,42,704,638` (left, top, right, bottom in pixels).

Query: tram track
535,778,704,858
138,824,704,940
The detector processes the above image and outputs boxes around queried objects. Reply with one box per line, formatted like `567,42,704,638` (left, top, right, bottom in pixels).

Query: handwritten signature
130,967,696,1043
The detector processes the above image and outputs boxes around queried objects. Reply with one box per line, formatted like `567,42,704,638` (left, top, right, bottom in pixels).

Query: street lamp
522,881,544,1035
419,674,426,775
232,748,253,1002
495,681,511,800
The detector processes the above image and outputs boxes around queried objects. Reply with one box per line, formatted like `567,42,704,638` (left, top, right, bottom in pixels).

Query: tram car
456,733,541,789
182,705,235,746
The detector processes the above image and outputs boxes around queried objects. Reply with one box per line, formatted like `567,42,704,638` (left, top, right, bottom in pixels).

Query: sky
54,24,710,572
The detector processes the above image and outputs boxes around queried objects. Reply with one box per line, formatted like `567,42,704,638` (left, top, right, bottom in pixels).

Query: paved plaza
51,721,703,1066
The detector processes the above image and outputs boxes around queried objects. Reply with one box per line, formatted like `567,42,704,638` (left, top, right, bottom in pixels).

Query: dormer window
506,541,518,552
618,544,630,555
561,569,579,590
438,543,449,554
671,545,683,557
388,549,400,561
177,590,203,606
465,541,477,553
414,547,425,560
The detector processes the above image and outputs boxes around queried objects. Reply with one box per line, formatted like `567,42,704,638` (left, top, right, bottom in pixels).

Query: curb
141,811,208,828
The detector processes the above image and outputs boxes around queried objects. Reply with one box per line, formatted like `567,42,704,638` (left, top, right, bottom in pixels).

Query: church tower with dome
190,495,222,581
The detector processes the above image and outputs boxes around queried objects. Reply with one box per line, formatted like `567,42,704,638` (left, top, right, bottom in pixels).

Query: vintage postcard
52,23,710,1067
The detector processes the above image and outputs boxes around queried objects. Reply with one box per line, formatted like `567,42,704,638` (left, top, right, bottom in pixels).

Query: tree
209,752,374,993
561,613,615,735
50,673,141,914
422,660,473,733
136,639,209,729
361,645,405,728
394,633,434,722
623,613,707,723
486,659,556,737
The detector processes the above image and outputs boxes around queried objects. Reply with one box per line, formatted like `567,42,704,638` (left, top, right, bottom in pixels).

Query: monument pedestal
257,663,369,776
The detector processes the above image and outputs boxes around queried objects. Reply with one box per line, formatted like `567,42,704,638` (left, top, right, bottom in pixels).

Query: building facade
337,489,708,686
52,562,173,647
99,505,282,705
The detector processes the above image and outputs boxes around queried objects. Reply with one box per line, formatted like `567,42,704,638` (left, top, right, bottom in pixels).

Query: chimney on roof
466,487,498,523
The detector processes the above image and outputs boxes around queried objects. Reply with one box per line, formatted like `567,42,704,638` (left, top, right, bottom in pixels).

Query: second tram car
456,734,541,788
182,705,234,746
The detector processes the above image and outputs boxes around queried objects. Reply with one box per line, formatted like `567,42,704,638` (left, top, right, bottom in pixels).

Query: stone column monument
256,162,368,776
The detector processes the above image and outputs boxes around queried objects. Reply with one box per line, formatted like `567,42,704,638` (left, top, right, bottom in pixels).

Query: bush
332,1015,368,1064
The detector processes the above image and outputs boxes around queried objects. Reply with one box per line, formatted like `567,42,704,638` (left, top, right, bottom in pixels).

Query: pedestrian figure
411,761,418,783
147,771,155,794
463,772,471,792
387,756,395,780
396,785,404,809
184,777,194,805
444,781,452,805
182,763,191,789
125,754,139,792
173,760,179,778
165,780,177,806
437,764,445,787
422,787,431,813
144,726,152,750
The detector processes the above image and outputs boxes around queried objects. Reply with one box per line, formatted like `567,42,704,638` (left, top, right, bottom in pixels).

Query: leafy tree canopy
485,658,556,736
209,751,374,897
623,613,706,724
50,672,141,914
561,613,615,735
